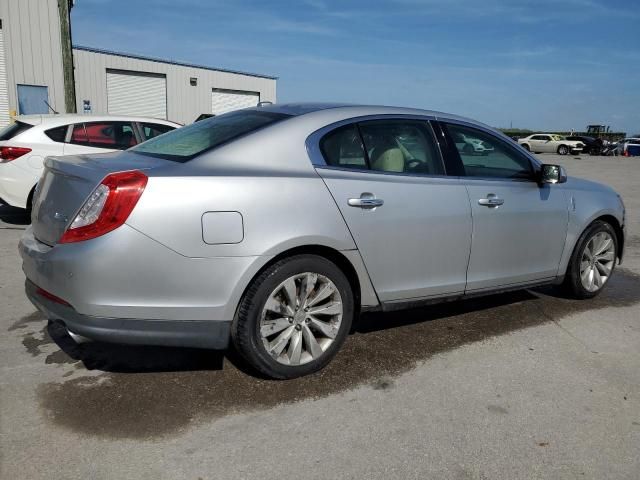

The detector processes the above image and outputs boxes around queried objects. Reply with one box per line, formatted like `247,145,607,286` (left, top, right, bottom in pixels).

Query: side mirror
540,164,567,184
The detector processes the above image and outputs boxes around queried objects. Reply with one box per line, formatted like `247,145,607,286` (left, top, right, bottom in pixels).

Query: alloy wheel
579,231,615,292
259,272,343,366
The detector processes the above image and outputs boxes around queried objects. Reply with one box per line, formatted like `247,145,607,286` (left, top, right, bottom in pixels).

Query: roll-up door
106,70,167,119
0,22,10,126
211,88,259,115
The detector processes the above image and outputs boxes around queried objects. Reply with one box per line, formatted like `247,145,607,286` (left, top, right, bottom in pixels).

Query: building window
190,77,197,86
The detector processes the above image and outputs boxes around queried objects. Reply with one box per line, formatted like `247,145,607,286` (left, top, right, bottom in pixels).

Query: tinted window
45,125,68,143
141,122,175,140
70,122,137,150
320,125,367,169
360,121,444,175
446,124,533,180
0,121,32,140
319,120,444,175
132,110,291,162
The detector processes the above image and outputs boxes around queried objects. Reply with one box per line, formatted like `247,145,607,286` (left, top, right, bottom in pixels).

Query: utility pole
58,0,76,113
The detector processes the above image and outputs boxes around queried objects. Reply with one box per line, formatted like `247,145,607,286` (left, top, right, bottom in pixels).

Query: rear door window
320,125,367,169
69,122,137,150
140,122,176,141
359,120,444,175
319,120,445,175
0,122,33,140
132,110,291,162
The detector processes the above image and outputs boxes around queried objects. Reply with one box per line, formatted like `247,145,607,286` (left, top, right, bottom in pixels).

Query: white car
518,134,584,155
0,114,180,210
451,131,495,155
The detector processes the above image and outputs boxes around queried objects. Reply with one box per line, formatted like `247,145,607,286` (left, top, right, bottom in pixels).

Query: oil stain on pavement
34,269,640,440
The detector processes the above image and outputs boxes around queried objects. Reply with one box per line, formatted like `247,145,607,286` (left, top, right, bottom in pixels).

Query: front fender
557,183,624,276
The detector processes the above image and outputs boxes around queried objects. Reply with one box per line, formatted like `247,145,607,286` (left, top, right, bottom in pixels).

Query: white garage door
107,70,167,119
211,89,259,115
0,24,10,127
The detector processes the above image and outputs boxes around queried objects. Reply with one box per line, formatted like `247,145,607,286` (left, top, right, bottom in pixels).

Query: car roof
13,114,181,128
251,102,495,130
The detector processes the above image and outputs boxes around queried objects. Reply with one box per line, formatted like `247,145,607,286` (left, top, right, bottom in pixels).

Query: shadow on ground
30,269,640,440
0,203,30,226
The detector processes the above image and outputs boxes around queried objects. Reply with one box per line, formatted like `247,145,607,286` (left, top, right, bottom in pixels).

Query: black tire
231,254,354,379
562,220,618,299
521,144,530,151
557,145,569,155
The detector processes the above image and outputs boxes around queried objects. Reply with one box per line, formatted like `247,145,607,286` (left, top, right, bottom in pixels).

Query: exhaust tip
67,328,92,344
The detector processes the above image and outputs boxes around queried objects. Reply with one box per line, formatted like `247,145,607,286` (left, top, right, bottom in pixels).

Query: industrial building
0,0,277,127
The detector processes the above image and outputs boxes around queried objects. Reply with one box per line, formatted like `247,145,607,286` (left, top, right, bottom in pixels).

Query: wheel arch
232,244,380,321
26,184,37,211
559,210,624,280
594,214,624,260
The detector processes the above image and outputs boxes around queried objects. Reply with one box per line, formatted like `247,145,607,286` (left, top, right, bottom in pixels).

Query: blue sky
72,0,639,134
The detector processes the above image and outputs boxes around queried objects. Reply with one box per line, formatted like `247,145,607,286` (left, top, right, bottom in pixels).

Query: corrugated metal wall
0,22,10,126
0,0,66,118
73,48,277,125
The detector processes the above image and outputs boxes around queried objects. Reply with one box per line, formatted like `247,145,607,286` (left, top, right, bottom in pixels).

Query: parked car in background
451,131,495,155
617,138,640,157
20,104,626,379
0,115,180,210
566,135,603,155
518,134,584,155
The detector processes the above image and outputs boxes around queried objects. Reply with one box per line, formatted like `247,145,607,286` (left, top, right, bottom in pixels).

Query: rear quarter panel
126,173,358,258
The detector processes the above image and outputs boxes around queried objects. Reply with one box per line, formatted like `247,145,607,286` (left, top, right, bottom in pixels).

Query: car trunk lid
31,151,172,245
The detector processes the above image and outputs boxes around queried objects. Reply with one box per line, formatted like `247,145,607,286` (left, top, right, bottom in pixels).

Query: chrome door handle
348,194,384,209
478,194,504,207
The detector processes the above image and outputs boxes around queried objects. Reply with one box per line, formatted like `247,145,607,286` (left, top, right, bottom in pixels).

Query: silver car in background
20,104,626,379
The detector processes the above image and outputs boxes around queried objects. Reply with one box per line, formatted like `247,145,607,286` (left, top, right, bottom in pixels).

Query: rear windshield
131,110,291,162
0,122,33,140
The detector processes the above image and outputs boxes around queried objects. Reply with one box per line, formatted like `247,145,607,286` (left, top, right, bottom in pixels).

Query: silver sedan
20,104,626,379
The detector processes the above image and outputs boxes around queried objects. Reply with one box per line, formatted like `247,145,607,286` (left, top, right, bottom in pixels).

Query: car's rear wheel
232,254,354,379
558,145,569,155
563,221,617,299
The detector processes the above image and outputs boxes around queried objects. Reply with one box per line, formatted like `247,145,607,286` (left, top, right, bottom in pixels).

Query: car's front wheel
232,254,354,379
557,145,569,155
563,221,618,299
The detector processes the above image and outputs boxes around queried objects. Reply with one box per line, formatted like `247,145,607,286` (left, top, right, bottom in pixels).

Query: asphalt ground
1,154,639,479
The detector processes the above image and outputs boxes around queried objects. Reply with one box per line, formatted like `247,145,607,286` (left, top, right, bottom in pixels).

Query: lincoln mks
20,104,626,378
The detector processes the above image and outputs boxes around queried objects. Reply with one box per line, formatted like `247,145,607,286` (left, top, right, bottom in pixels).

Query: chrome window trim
305,114,442,177
314,164,450,181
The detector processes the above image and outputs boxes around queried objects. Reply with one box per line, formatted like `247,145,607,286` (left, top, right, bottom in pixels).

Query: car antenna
44,100,58,114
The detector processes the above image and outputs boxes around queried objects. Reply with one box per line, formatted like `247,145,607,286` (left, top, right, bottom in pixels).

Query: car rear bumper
18,224,274,349
25,280,230,349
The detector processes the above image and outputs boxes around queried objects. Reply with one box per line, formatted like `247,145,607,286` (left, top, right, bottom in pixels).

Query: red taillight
0,146,32,162
59,170,148,243
36,287,71,307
